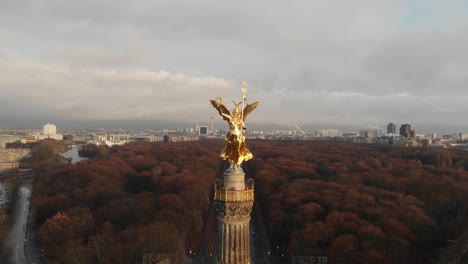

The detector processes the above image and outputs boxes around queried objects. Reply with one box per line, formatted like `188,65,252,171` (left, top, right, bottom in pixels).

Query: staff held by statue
241,81,247,121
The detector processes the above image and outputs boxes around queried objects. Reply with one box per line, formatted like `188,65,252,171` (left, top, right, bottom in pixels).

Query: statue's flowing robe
221,116,253,167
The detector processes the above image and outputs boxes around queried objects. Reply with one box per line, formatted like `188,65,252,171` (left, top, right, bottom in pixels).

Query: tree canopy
33,140,224,263
249,141,468,263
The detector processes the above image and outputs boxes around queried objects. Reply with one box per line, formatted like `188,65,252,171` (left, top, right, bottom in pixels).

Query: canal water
61,145,88,164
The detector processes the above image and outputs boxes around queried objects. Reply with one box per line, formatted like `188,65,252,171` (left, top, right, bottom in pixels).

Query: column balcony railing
214,179,254,202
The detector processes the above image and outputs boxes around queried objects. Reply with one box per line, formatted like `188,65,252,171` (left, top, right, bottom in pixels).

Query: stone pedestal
222,167,246,190
214,168,254,264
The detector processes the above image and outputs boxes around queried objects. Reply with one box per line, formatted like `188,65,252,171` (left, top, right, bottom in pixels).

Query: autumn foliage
249,141,468,263
32,139,468,263
78,144,110,158
32,140,224,263
20,139,74,167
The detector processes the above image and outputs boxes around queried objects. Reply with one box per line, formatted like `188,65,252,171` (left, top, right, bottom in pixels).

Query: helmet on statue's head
232,101,242,116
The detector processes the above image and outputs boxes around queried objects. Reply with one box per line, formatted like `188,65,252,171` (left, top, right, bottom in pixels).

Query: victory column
210,81,259,264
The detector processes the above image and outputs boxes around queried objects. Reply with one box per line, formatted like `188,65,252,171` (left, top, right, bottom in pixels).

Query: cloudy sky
1,0,468,133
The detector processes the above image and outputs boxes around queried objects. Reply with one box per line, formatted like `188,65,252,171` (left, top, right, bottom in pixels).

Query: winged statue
210,94,259,169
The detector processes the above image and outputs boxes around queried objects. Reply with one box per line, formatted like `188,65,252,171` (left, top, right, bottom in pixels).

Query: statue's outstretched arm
210,99,231,122
221,113,231,120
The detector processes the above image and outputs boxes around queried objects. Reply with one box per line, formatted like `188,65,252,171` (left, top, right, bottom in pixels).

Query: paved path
0,181,6,207
5,180,42,264
7,183,31,264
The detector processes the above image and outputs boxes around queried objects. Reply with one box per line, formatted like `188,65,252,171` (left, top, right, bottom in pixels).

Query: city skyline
1,119,468,136
1,1,468,133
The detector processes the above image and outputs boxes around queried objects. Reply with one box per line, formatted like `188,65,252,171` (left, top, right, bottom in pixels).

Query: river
61,145,88,164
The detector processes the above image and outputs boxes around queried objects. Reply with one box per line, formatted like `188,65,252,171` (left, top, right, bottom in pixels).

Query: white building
37,123,63,140
319,129,340,137
359,129,380,138
43,123,57,137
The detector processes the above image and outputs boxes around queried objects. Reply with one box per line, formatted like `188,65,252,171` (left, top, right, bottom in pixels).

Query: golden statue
210,81,259,169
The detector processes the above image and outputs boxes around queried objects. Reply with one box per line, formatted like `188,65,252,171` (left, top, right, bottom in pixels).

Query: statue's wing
210,99,231,121
243,101,259,121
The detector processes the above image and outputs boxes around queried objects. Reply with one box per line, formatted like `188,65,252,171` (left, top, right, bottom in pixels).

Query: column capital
216,201,253,221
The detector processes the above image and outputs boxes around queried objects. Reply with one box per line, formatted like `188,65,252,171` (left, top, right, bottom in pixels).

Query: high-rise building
387,122,396,134
199,126,208,135
38,123,63,140
400,124,411,138
410,130,417,138
43,123,57,137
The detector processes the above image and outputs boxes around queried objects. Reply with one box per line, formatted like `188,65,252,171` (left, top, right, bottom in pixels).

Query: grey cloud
364,29,468,94
52,48,157,67
1,1,468,133
0,58,236,121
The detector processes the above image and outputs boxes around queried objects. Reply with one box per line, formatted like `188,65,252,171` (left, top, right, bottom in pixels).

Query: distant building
199,126,208,135
443,134,457,140
37,123,63,140
410,130,417,138
353,137,374,144
460,133,468,140
127,135,164,143
65,135,91,144
0,135,22,148
407,140,421,147
0,149,31,171
387,122,396,134
400,124,411,138
318,129,340,137
359,129,380,138
168,135,199,142
43,123,57,137
421,138,432,147
97,134,129,144
20,136,37,144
